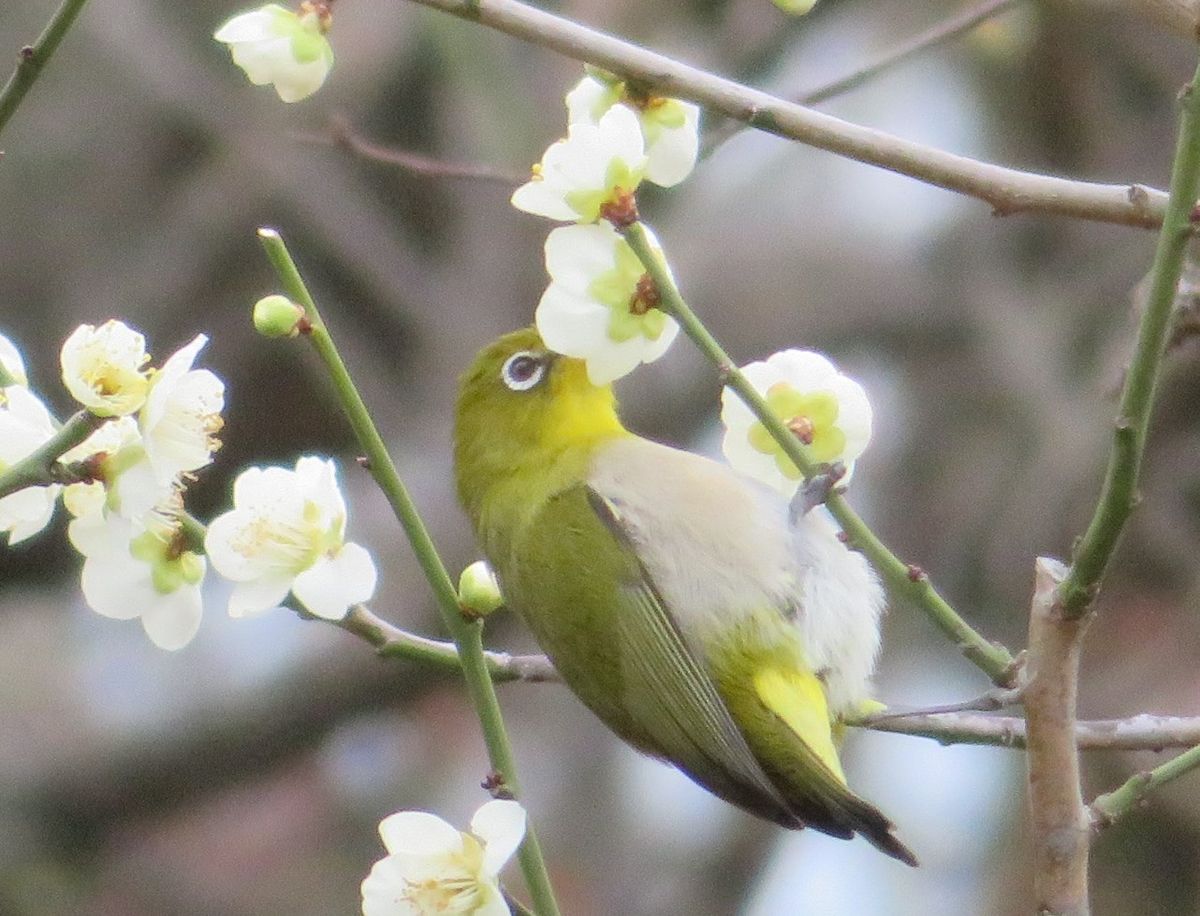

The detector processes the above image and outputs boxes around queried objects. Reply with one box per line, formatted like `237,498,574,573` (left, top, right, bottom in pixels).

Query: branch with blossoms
5,0,1200,912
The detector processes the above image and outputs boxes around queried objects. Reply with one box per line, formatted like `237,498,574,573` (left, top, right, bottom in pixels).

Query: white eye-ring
501,351,547,391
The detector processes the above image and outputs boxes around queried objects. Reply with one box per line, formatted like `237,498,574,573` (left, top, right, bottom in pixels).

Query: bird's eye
500,351,547,391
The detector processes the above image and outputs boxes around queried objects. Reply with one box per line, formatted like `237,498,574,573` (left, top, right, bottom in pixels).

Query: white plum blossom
205,456,377,620
566,72,700,188
140,334,225,485
536,222,679,384
59,416,176,522
69,502,205,650
60,320,151,417
214,3,334,103
0,332,28,387
360,800,526,916
721,350,872,495
511,104,647,224
59,335,223,521
0,386,60,543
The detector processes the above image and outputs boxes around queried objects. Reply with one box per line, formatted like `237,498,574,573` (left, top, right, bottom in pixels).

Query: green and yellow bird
453,328,916,866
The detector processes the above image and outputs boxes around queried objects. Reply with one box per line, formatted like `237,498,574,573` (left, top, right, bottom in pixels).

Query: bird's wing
514,479,916,863
580,486,801,822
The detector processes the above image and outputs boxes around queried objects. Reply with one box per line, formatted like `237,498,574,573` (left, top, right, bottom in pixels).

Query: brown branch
1024,558,1090,916
325,608,1200,755
295,115,526,185
330,603,560,682
862,711,1200,751
402,0,1167,227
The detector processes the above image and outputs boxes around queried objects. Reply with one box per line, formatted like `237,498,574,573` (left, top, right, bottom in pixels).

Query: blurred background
2,0,1200,912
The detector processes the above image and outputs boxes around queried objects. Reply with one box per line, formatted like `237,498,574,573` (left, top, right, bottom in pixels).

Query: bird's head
453,327,626,524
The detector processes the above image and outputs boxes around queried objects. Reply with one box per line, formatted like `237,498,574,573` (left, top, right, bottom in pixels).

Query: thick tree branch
403,0,1166,227
1024,558,1090,916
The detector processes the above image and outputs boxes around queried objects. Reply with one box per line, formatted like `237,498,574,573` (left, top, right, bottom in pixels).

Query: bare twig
332,604,560,682
862,711,1200,751
1024,558,1090,916
863,686,1023,721
403,0,1167,227
703,0,1024,155
296,115,526,185
0,0,92,141
798,0,1023,107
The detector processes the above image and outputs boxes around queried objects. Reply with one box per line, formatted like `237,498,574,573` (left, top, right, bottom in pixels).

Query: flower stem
0,0,92,140
1056,60,1200,620
256,228,561,916
620,220,1016,685
0,409,102,501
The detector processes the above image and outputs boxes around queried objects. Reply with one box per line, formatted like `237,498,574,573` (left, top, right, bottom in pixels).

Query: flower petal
140,581,204,650
227,575,292,618
511,180,578,221
470,800,526,875
543,224,620,294
360,855,423,916
535,285,611,358
643,102,701,188
378,811,463,858
291,543,378,620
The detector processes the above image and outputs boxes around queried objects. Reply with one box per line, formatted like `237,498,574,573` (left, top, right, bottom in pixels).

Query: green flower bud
254,294,305,338
772,0,818,12
458,560,504,618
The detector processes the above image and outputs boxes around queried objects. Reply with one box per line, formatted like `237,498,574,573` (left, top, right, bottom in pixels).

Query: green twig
1058,62,1200,619
620,220,1016,685
0,0,92,140
0,409,102,501
1090,743,1200,828
256,228,560,916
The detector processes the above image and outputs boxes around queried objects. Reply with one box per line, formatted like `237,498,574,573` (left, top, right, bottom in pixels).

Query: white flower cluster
0,322,379,651
0,321,223,649
511,71,700,385
510,72,875,487
511,73,874,490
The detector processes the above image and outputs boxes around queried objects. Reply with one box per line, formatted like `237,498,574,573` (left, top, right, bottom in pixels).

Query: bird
453,327,916,866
